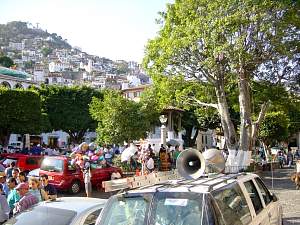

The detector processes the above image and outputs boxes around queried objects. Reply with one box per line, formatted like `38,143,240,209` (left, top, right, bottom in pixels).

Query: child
83,161,92,197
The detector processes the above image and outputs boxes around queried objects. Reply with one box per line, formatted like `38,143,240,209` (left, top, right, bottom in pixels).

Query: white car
96,173,282,225
4,197,107,225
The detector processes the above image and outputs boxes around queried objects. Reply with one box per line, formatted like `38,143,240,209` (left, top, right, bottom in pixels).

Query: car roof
38,197,107,214
5,154,43,159
124,173,258,195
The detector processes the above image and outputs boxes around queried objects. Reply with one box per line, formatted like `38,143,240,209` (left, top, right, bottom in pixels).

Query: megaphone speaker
176,148,206,179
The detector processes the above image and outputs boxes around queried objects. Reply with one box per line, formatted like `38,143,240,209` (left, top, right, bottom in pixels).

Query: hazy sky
0,0,172,62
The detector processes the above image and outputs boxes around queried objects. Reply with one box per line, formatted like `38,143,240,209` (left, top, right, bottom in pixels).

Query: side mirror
271,193,278,202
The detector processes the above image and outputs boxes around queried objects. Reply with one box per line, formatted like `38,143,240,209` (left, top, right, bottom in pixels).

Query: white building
9,42,25,51
49,61,70,72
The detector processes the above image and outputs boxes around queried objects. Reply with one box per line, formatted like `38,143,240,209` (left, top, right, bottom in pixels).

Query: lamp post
159,115,168,147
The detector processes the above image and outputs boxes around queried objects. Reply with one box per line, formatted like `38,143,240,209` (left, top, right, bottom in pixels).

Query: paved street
261,167,300,225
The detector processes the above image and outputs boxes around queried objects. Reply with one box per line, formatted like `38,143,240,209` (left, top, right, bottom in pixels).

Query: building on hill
0,66,37,89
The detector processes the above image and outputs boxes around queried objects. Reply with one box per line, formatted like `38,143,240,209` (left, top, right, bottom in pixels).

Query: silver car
5,197,107,225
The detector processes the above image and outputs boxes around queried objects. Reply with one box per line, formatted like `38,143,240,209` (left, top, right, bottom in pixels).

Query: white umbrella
121,143,137,162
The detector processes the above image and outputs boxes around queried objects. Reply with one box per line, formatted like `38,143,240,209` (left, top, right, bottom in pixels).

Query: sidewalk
261,167,300,225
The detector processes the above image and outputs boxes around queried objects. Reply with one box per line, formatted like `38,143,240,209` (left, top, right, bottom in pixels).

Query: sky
0,0,173,62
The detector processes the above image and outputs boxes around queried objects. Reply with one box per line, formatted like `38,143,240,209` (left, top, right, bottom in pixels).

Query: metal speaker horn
176,148,206,180
202,148,225,173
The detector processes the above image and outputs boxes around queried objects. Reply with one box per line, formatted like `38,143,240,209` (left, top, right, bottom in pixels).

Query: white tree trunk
238,70,252,152
215,86,238,150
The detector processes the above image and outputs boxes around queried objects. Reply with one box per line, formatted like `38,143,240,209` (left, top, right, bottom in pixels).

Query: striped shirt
13,193,38,215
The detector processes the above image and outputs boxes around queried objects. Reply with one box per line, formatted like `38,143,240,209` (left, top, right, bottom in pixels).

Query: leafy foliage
0,56,14,68
90,90,155,144
0,88,43,146
259,111,290,146
143,0,299,151
38,85,102,144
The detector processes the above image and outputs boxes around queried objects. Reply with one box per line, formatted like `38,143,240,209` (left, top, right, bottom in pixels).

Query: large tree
90,90,157,145
140,75,220,147
144,0,299,166
0,88,43,147
39,85,102,144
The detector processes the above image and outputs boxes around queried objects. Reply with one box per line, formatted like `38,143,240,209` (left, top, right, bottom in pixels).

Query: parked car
38,156,122,194
96,173,282,225
1,154,43,173
4,197,107,225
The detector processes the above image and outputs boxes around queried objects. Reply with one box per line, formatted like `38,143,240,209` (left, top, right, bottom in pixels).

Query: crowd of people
0,161,57,224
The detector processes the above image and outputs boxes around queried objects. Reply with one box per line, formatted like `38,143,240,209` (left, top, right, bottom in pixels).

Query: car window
244,180,263,215
254,178,272,206
40,158,64,172
99,195,150,225
26,157,38,165
152,192,215,225
212,183,252,225
83,209,102,225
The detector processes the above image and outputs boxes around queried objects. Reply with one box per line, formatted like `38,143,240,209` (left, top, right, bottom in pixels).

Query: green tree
259,111,290,147
144,0,299,161
140,76,221,147
39,85,102,144
90,90,155,144
0,56,14,68
0,88,43,147
41,47,52,57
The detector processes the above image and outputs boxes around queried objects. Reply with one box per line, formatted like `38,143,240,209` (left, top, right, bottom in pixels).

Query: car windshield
97,192,214,225
2,158,17,167
97,194,151,225
40,158,64,172
4,205,76,225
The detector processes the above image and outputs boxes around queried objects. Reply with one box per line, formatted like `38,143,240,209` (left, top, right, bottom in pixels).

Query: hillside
0,21,71,49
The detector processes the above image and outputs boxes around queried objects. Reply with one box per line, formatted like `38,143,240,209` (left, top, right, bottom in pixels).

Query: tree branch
181,96,218,109
251,100,270,139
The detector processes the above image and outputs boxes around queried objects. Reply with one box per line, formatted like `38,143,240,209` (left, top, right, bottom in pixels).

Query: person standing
287,149,293,168
83,161,92,198
29,177,48,202
6,178,20,217
0,174,9,197
4,162,16,178
13,183,38,215
0,184,9,224
40,174,57,200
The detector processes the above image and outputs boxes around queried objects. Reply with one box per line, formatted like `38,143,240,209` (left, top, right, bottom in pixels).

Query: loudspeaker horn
176,148,206,180
176,148,225,180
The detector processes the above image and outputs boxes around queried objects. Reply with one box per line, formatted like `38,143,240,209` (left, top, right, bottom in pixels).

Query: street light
159,115,168,147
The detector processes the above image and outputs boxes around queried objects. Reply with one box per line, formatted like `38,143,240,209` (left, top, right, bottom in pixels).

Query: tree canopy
38,85,102,144
0,56,14,68
259,111,290,146
144,0,299,157
90,90,157,145
0,88,43,146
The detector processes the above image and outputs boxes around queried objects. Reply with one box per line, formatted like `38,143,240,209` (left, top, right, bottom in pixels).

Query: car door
253,177,281,225
242,180,269,225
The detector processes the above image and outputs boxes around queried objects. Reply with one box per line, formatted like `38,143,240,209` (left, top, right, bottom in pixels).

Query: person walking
13,183,38,215
0,184,9,224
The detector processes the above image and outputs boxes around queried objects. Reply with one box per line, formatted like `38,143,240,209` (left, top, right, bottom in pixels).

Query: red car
2,154,43,173
39,156,122,194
